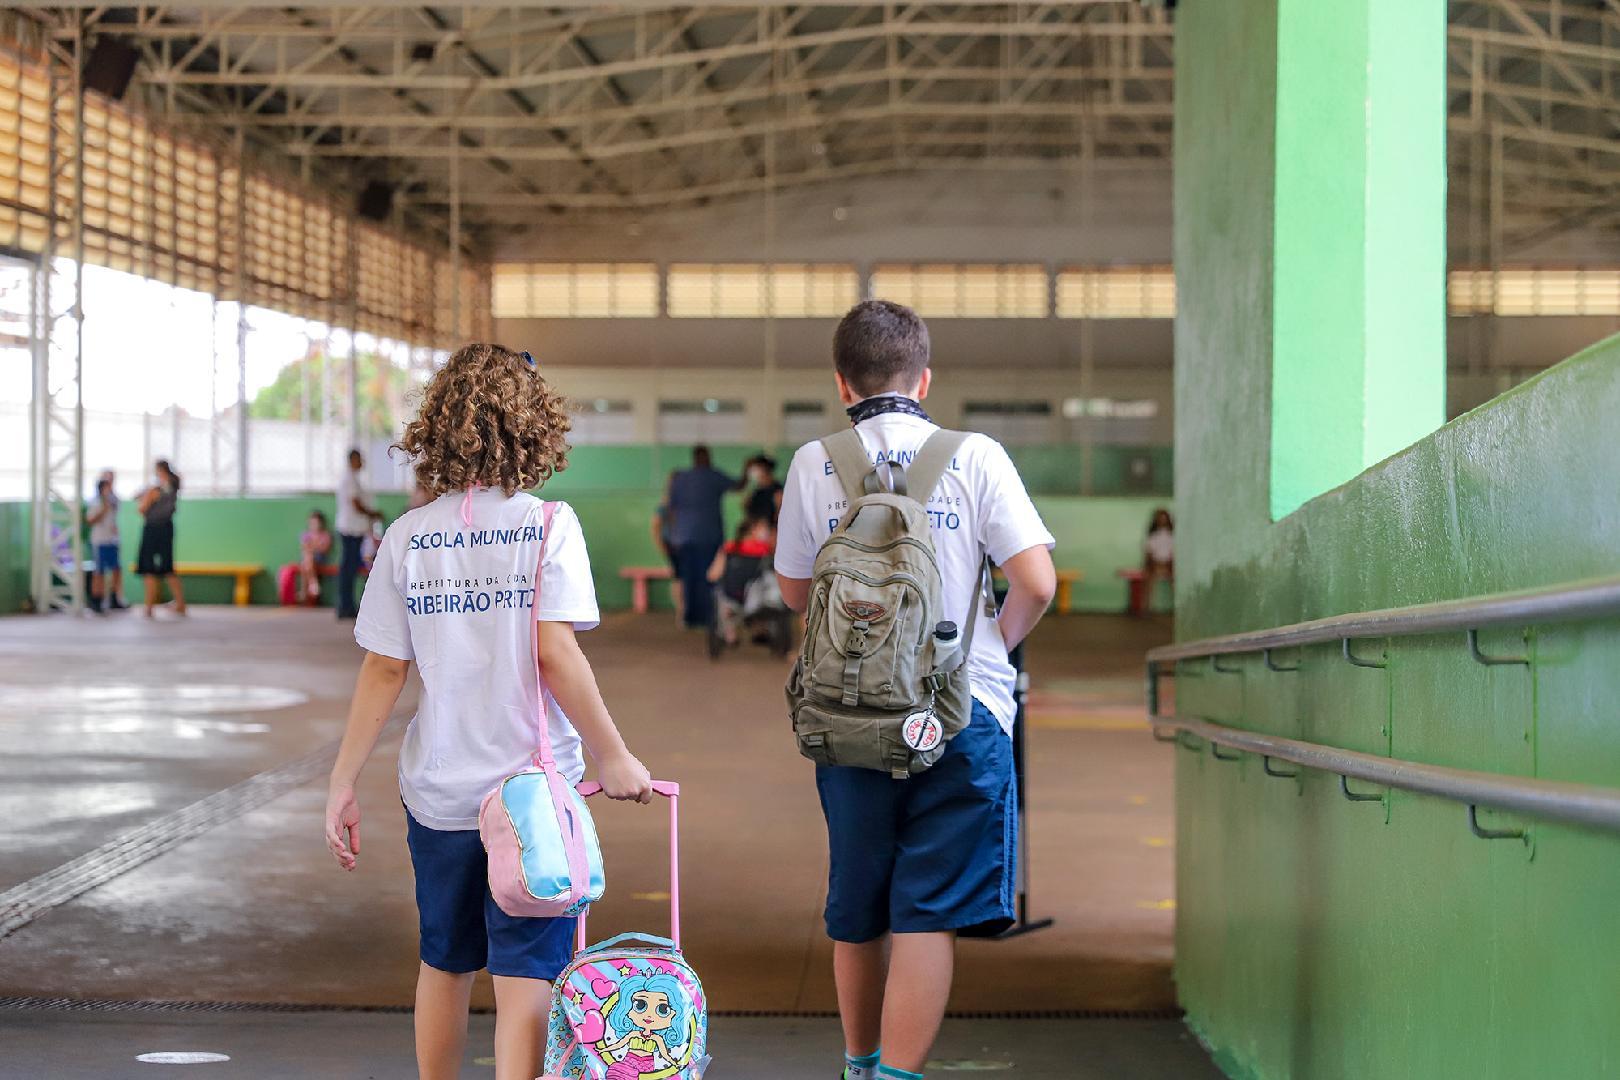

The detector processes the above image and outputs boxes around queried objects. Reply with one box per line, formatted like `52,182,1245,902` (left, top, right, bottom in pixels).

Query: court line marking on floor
0,996,1185,1021
0,731,363,942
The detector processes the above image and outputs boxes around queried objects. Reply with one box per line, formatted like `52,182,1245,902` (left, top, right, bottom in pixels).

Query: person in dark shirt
744,454,784,527
136,459,186,618
663,445,742,628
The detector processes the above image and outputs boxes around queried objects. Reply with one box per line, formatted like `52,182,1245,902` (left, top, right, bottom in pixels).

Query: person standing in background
299,509,335,605
744,454,785,528
663,445,742,629
87,472,125,613
336,449,383,621
650,500,683,624
136,460,185,619
1142,508,1174,599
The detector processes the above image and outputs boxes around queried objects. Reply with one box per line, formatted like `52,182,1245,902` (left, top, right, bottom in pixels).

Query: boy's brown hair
833,299,931,398
395,343,571,496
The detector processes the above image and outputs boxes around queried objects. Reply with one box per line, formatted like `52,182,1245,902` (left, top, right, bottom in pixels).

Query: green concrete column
1175,0,1448,603
1270,0,1448,518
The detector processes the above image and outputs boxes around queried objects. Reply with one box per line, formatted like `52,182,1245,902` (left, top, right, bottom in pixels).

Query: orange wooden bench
134,561,264,607
619,565,674,614
1053,569,1082,615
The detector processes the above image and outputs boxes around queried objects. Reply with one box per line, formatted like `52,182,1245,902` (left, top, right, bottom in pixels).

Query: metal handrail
1153,715,1620,835
1144,574,1620,837
1145,574,1620,665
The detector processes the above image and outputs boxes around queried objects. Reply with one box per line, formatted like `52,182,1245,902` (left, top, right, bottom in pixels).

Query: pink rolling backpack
541,780,709,1080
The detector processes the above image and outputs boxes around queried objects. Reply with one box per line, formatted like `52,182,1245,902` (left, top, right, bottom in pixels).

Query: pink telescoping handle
574,780,681,952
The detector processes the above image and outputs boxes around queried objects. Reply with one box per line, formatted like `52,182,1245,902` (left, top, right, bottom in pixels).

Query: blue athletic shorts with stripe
815,699,1017,942
403,808,577,980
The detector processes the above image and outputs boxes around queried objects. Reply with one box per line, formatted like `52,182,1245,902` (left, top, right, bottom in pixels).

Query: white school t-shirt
336,467,370,536
89,493,119,545
775,411,1056,735
1144,527,1174,564
354,489,600,830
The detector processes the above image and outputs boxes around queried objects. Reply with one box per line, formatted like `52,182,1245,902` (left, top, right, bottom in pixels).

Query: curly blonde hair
395,342,572,497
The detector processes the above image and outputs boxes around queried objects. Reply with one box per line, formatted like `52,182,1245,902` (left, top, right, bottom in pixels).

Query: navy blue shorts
403,808,577,980
94,544,120,573
815,700,1017,942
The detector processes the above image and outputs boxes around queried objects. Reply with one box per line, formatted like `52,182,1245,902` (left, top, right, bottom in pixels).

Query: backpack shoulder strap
909,430,999,670
530,500,559,768
821,428,875,505
905,429,970,507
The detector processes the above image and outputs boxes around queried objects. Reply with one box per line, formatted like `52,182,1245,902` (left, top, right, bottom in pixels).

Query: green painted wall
1034,495,1173,613
1175,1,1620,1076
537,444,1171,501
0,500,28,614
86,491,1166,614
1172,341,1620,1080
0,445,1168,614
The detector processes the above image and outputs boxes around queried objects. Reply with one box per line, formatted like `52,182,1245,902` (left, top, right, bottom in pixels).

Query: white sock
844,1050,881,1079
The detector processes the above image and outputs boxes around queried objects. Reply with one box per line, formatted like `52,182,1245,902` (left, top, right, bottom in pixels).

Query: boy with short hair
88,473,124,612
775,300,1058,1080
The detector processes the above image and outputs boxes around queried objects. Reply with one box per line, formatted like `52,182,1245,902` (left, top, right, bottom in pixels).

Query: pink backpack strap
530,501,591,911
530,500,560,768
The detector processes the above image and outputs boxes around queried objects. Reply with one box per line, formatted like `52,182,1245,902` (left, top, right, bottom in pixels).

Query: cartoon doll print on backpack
543,933,707,1080
541,781,709,1080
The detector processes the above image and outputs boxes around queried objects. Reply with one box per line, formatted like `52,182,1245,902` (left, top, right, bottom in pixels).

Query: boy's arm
778,575,810,612
325,651,411,870
536,620,654,803
971,437,1057,649
773,449,816,611
995,544,1057,650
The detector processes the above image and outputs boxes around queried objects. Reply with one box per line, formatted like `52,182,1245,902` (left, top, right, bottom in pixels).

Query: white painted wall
490,163,1619,396
541,363,1174,448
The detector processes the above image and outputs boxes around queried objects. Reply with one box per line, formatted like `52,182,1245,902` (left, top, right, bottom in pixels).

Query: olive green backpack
786,427,994,778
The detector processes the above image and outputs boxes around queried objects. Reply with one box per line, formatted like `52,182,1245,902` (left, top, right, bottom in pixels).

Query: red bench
1117,567,1172,616
619,565,674,614
278,562,367,606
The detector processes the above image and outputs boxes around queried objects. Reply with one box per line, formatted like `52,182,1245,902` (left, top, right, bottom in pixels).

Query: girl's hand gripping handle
575,781,682,949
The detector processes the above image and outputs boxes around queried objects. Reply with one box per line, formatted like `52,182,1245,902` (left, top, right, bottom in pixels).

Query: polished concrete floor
0,605,1214,1076
0,1004,1221,1079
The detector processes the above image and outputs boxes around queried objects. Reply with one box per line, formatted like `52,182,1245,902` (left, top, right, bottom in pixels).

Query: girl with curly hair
323,343,655,1080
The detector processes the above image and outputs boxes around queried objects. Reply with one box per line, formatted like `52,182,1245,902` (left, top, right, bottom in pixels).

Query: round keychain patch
902,710,944,753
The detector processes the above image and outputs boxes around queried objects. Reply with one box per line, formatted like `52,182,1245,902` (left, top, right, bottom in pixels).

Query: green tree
250,347,410,439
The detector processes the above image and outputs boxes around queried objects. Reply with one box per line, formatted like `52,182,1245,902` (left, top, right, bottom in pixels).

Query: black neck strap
846,394,932,426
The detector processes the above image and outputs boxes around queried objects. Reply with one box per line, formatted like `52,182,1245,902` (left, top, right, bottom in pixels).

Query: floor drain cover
135,1052,231,1064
